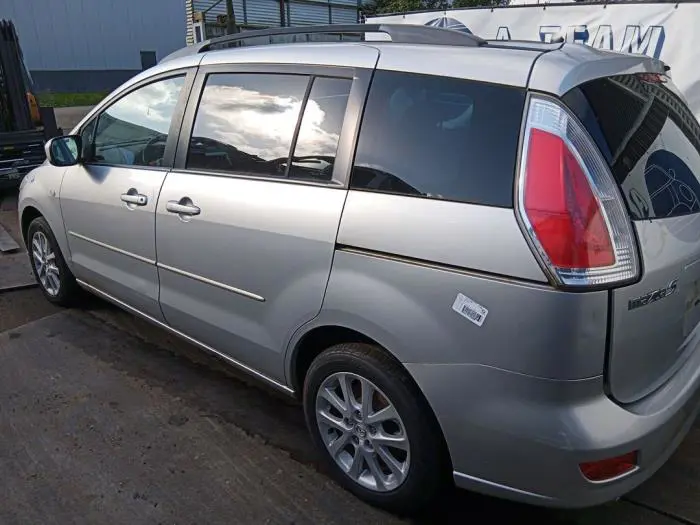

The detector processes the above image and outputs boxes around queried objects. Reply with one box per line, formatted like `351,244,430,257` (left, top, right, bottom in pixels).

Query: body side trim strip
67,232,264,301
68,231,156,265
156,262,265,302
336,245,551,289
76,279,291,394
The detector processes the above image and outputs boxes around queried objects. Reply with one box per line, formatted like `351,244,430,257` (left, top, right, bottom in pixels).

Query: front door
60,73,190,320
155,62,374,384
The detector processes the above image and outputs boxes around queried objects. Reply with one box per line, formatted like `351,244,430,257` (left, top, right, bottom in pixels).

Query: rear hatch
562,73,700,403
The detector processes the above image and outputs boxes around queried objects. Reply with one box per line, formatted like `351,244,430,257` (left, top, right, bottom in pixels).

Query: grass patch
37,91,108,108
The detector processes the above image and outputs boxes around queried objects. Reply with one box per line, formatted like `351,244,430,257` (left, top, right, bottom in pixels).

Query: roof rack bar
161,23,486,63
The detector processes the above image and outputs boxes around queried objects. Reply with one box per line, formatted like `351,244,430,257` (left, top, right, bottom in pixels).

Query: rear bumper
407,348,700,508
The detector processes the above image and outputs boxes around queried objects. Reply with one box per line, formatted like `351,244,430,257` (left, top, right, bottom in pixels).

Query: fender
18,164,72,268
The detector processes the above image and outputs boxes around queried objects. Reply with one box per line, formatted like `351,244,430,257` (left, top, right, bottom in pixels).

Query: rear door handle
166,199,200,216
120,189,148,206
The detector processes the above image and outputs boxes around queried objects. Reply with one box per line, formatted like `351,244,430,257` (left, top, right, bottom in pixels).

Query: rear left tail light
516,95,639,288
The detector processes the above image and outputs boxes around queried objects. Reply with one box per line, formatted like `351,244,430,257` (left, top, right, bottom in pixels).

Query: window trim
80,118,98,165
172,63,374,188
77,67,197,171
284,76,315,179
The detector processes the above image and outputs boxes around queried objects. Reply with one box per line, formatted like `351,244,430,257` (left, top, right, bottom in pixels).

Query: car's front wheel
303,342,449,515
27,216,79,306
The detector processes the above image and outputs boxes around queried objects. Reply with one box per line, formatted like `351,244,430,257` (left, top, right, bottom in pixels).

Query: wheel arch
287,322,449,445
286,303,431,398
21,205,43,243
292,323,456,487
289,324,380,396
19,190,72,269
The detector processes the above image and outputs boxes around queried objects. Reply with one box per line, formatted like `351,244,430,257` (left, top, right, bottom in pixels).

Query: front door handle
121,188,148,207
166,199,200,217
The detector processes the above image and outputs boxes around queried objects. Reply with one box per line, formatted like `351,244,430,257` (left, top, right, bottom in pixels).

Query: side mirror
45,135,82,167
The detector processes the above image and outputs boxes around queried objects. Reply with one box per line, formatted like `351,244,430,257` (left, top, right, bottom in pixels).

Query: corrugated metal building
2,0,361,93
2,0,186,93
186,0,361,44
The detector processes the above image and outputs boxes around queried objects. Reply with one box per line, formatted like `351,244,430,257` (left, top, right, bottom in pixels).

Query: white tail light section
516,95,639,288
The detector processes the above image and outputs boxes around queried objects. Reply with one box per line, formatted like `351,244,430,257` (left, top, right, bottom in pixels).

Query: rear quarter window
562,74,700,220
350,70,526,207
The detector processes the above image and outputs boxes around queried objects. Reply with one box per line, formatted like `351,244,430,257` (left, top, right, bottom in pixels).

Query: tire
26,216,80,306
303,343,450,515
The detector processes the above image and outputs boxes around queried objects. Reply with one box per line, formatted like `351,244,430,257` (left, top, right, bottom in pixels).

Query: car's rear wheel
27,216,79,306
303,342,449,515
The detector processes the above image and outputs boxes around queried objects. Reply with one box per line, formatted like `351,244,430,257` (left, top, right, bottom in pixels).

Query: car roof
120,26,668,105
154,41,544,88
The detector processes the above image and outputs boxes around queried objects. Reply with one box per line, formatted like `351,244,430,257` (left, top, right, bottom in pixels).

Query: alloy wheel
31,231,60,296
315,372,410,492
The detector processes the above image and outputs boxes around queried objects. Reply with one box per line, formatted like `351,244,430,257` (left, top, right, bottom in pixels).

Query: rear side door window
350,70,526,207
288,77,352,182
87,76,185,167
186,72,352,183
186,73,309,178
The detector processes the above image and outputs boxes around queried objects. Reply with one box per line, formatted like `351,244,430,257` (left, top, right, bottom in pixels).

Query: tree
362,0,418,15
423,0,450,8
452,0,503,7
225,0,237,34
361,0,502,16
362,0,440,16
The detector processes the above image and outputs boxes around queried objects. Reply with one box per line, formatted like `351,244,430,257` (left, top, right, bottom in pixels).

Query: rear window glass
563,75,700,220
350,70,526,207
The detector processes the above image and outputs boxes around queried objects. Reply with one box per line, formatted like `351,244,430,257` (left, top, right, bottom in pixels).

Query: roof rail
160,23,486,63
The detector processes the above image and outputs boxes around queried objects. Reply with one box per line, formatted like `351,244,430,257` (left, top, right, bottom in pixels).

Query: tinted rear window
563,75,700,220
350,70,526,207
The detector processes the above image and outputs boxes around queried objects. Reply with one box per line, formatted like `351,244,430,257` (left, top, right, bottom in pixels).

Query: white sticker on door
452,293,488,327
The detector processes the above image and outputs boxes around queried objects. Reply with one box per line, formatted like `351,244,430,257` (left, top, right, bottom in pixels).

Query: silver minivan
19,24,700,514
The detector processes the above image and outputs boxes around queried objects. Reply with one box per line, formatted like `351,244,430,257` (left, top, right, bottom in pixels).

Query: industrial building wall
2,0,185,93
187,0,360,44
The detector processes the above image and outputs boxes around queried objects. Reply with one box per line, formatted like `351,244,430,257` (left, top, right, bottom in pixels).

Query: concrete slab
0,306,689,525
0,189,22,253
0,311,401,525
0,252,36,291
0,288,60,333
0,191,17,211
0,223,20,252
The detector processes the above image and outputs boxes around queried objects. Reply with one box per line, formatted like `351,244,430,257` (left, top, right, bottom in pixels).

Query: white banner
369,2,700,120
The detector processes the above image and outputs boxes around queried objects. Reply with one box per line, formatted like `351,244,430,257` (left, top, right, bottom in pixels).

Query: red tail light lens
524,128,615,269
517,96,639,288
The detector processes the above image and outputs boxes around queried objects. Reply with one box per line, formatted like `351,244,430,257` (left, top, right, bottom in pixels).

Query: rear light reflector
516,96,639,288
580,451,638,482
